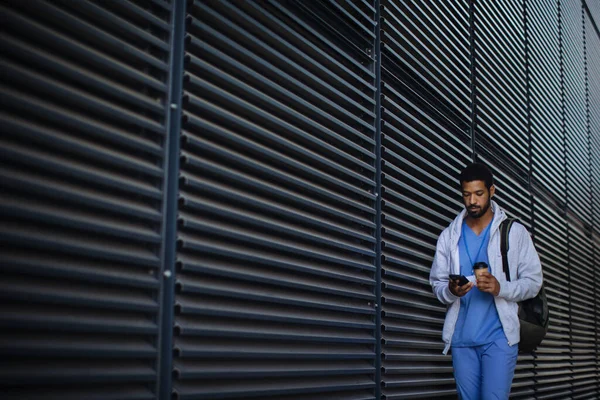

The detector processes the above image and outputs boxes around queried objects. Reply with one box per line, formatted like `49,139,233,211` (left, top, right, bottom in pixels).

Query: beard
466,198,491,218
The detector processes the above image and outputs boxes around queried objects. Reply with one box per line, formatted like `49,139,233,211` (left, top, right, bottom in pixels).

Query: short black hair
460,162,494,190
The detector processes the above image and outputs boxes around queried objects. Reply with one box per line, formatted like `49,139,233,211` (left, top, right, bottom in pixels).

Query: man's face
461,180,495,218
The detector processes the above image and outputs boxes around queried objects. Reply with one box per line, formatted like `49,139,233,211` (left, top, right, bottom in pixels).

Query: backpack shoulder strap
500,218,518,282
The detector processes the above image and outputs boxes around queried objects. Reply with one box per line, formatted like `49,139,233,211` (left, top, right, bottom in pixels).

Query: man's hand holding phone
449,274,474,297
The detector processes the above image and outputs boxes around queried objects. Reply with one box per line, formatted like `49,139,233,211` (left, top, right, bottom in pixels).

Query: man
429,162,543,399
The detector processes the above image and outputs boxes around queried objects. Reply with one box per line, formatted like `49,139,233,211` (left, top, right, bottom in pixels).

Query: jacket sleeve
430,229,460,305
497,223,543,302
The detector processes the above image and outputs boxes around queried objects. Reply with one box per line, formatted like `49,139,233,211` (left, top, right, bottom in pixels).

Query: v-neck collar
463,220,492,238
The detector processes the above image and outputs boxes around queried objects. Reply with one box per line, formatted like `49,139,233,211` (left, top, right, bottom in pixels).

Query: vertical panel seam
158,0,187,399
559,0,575,388
469,0,477,161
374,0,383,398
524,0,535,235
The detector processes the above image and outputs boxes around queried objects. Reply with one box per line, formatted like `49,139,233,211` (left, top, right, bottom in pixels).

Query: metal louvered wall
585,4,600,400
2,0,600,399
173,0,378,398
0,0,173,399
379,1,472,398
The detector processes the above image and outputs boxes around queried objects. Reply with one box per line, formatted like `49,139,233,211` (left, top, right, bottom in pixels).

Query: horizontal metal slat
1,36,164,115
381,120,466,183
267,0,375,79
382,189,454,228
3,1,168,71
388,0,470,69
324,0,375,38
0,277,158,313
179,189,373,244
178,235,374,286
0,385,156,400
101,0,171,30
184,67,375,156
286,0,375,54
180,170,373,228
182,111,374,188
173,377,375,400
0,334,157,358
51,0,170,50
175,320,374,345
381,142,459,202
0,89,164,156
0,168,161,222
182,130,373,202
1,61,164,133
476,79,527,137
0,306,157,335
182,90,374,173
0,220,160,267
173,360,374,379
175,298,373,330
0,361,156,384
249,0,375,78
175,273,374,314
190,1,375,107
181,136,374,210
387,0,471,72
0,7,166,91
1,251,159,289
178,218,374,270
0,198,161,244
187,43,374,135
174,338,375,359
192,233,371,283
382,163,459,217
476,60,526,114
2,115,163,178
0,143,162,200
381,82,471,150
477,12,526,74
381,40,469,122
178,204,372,256
380,5,470,107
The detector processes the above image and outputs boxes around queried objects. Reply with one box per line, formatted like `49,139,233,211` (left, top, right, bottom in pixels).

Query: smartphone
449,274,470,286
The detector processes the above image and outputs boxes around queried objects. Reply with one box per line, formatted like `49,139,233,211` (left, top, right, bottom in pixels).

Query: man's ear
489,185,496,197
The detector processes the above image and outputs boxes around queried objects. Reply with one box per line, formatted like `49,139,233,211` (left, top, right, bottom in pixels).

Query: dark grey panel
567,218,597,398
173,1,378,399
474,0,529,185
379,1,471,398
532,197,573,398
588,10,600,237
380,0,471,135
563,0,591,223
478,157,534,399
528,0,566,207
0,0,172,399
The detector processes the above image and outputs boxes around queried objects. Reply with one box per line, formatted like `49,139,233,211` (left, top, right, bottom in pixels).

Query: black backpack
500,218,549,353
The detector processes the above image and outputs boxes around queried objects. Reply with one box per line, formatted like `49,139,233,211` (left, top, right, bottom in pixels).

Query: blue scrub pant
452,338,519,400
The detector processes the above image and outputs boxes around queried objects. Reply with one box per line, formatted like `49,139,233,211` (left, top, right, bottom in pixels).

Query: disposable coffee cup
473,262,488,279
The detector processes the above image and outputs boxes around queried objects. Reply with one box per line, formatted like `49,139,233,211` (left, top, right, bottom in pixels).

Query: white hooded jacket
429,200,543,354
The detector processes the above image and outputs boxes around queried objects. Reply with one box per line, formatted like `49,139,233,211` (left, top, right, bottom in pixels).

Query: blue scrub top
452,221,505,347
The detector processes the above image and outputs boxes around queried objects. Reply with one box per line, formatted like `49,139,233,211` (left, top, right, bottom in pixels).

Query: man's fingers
450,280,473,297
458,282,473,295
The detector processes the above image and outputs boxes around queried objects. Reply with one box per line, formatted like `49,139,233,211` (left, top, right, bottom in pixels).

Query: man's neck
465,211,494,235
